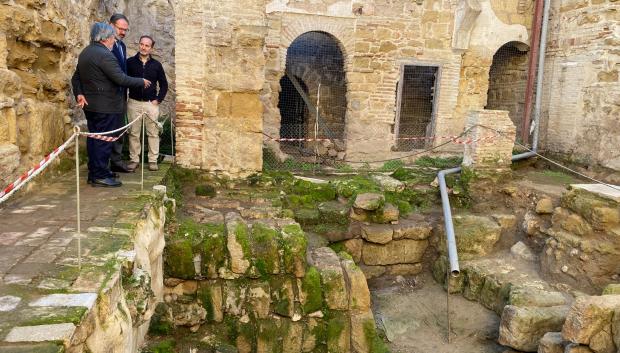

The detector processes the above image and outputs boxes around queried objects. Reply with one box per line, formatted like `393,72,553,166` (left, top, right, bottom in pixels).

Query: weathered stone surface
5,323,76,343
362,239,428,265
498,305,569,352
561,188,620,231
386,263,423,276
224,281,247,316
29,293,97,309
0,296,21,312
318,201,350,225
350,311,374,353
371,174,405,192
392,219,432,240
359,264,386,280
378,203,400,223
602,284,620,295
282,321,304,353
226,213,251,274
536,198,554,214
439,214,501,260
0,143,19,185
187,205,225,224
342,238,363,263
538,332,565,353
247,282,271,319
311,247,348,310
280,223,307,278
354,193,385,211
326,311,351,353
361,224,393,244
198,281,223,323
562,295,620,346
508,287,567,308
552,208,593,237
510,241,537,262
170,302,207,327
564,344,594,353
341,258,371,312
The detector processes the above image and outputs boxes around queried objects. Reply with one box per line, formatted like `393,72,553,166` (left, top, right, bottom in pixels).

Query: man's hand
143,79,152,88
151,100,159,106
77,95,88,109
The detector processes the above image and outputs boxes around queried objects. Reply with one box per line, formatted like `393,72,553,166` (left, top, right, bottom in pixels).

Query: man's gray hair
90,22,115,43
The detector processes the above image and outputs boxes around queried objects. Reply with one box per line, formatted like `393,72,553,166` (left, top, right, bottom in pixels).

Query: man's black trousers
85,111,120,181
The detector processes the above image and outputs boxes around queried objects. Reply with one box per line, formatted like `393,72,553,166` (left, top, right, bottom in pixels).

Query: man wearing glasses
108,13,133,173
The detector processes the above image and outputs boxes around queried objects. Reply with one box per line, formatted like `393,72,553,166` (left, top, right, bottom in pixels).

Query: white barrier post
74,126,82,270
141,111,145,191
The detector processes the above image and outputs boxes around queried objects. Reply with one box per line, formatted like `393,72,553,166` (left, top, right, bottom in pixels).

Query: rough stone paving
0,164,169,352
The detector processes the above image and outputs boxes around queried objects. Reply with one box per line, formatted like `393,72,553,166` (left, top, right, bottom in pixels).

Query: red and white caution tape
266,134,497,145
79,114,143,141
0,132,78,205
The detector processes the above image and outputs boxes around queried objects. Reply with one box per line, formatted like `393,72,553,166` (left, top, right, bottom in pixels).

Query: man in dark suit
109,13,132,173
71,22,151,187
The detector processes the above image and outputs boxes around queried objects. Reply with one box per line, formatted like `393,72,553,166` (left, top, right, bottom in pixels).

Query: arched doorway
280,31,347,148
486,42,530,139
278,75,309,150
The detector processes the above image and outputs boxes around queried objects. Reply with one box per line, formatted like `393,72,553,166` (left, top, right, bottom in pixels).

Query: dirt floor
369,272,507,353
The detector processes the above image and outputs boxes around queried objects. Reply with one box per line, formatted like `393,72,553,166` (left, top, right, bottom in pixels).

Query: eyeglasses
114,24,129,32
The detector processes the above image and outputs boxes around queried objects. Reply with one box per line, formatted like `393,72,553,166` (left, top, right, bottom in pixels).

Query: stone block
371,174,404,192
248,223,280,276
246,281,271,319
350,311,374,353
354,193,385,211
562,295,620,347
508,287,567,308
5,323,75,344
552,208,592,237
536,198,554,214
510,241,537,262
341,258,371,312
318,201,350,225
270,277,294,318
311,247,348,311
561,188,619,231
392,219,432,240
564,344,594,353
498,305,569,351
342,238,363,263
361,224,393,244
197,281,223,323
0,143,19,185
225,213,251,275
362,239,428,266
439,214,501,260
386,263,423,276
326,311,351,353
280,223,307,278
538,332,565,353
282,321,304,353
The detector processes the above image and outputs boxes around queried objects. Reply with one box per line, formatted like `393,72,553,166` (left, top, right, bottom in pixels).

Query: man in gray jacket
71,22,150,187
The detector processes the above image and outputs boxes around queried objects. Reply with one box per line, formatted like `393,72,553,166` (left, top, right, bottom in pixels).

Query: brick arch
279,19,355,72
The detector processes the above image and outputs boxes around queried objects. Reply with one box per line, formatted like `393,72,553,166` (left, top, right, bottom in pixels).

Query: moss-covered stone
197,281,223,323
148,303,173,336
258,318,284,353
301,267,323,314
318,201,351,225
249,223,281,277
144,339,176,353
281,223,308,277
200,224,227,278
363,319,391,353
270,277,294,317
326,311,350,353
196,184,217,197
334,176,381,199
164,239,195,279
294,208,321,226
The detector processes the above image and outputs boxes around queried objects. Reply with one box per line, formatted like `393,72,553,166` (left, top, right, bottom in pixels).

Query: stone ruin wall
174,0,534,175
540,0,620,171
0,0,175,187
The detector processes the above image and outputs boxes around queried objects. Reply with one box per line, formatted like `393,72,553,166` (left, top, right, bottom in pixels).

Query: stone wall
0,0,96,186
541,184,620,294
174,0,532,174
159,215,379,353
540,0,620,171
174,0,264,177
0,0,175,187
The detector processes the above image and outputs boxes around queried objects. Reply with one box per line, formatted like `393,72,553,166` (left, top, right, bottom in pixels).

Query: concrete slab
29,293,97,309
0,343,64,353
4,323,75,343
571,184,620,203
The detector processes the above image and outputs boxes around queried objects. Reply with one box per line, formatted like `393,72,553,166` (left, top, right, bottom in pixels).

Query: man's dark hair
139,35,155,47
109,13,128,24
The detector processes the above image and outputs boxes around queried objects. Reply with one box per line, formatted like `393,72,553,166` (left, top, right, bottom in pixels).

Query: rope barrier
79,115,142,137
0,132,78,204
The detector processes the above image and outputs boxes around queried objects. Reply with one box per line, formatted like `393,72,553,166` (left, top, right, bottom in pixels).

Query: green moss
197,284,215,322
294,208,321,226
234,222,252,260
195,184,216,197
318,201,350,225
302,267,324,314
164,239,195,279
334,176,380,199
328,242,346,254
287,179,337,203
363,320,391,353
337,251,353,261
378,160,405,172
414,156,462,169
281,224,308,275
19,307,87,326
144,339,176,353
250,223,281,277
326,313,346,353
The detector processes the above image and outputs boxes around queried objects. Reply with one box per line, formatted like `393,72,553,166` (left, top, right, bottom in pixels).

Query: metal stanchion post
446,267,451,344
141,111,145,191
73,126,82,270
